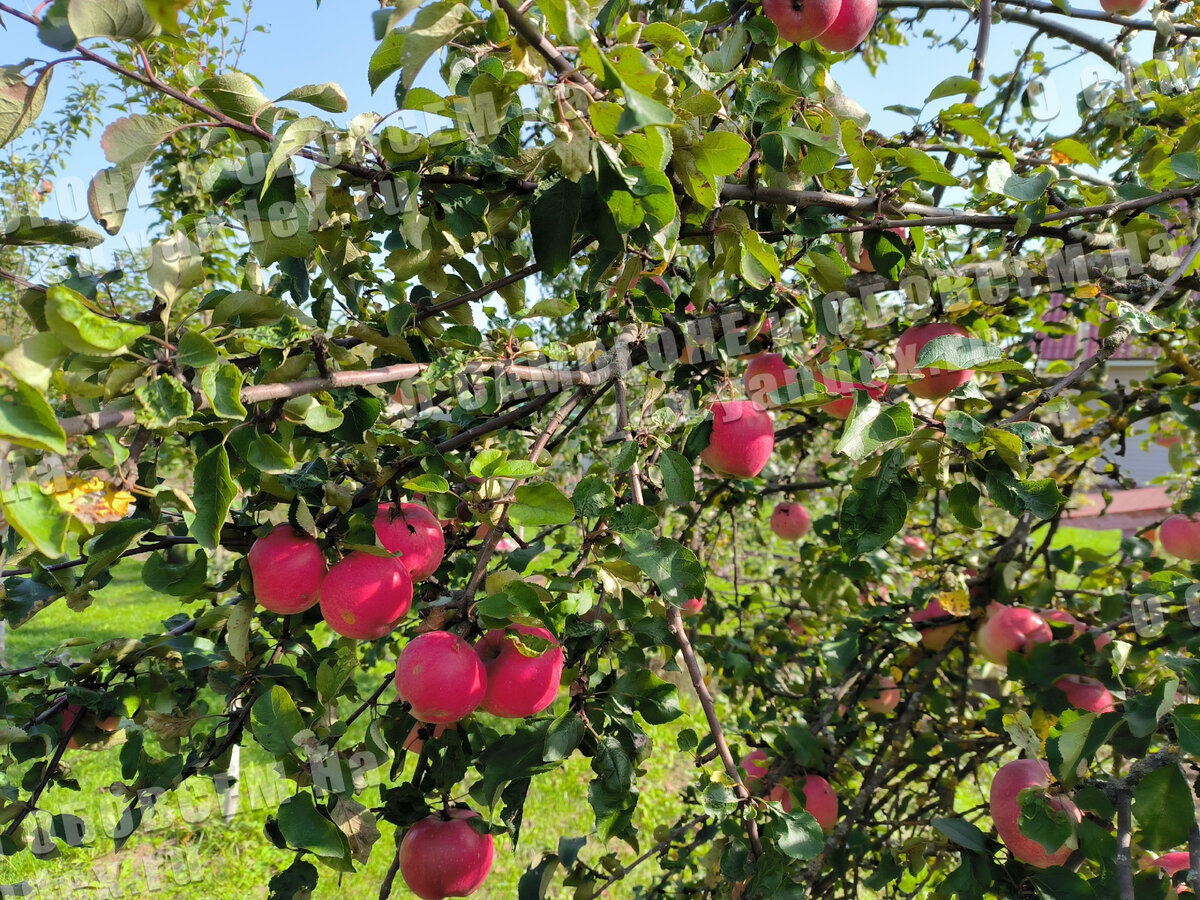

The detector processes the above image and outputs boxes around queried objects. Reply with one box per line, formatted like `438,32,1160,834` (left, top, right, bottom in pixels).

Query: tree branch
1117,788,1134,900
494,0,605,100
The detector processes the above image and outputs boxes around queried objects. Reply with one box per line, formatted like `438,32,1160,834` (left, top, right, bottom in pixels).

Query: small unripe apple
816,0,878,51
399,809,494,900
813,351,887,418
475,624,564,718
989,759,1081,868
1053,675,1115,713
374,502,446,581
1100,0,1148,13
975,605,1053,665
395,631,488,724
681,597,705,617
247,525,327,615
797,775,839,831
743,353,799,407
911,599,963,651
902,535,928,558
319,552,413,640
763,0,844,42
894,323,974,399
699,400,775,478
770,503,811,540
741,749,793,811
861,676,899,713
1160,513,1200,560
1042,609,1112,649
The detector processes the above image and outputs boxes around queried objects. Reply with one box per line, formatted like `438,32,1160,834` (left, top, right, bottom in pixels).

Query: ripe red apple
1042,609,1112,649
1155,434,1183,448
247,525,327,615
63,704,121,750
395,631,488,724
1160,513,1200,560
474,624,564,718
797,775,839,831
912,599,963,651
681,597,704,617
902,535,928,558
1146,851,1192,894
894,323,974,399
816,0,878,51
861,676,899,713
741,749,793,811
319,551,413,640
763,0,843,43
1100,0,1148,13
770,503,811,540
989,759,1081,868
399,809,494,900
374,502,446,581
699,400,775,478
813,351,887,418
743,353,799,407
975,604,1053,665
1053,675,1115,713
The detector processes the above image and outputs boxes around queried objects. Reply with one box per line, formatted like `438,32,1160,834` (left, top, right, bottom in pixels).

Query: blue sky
1,0,1149,259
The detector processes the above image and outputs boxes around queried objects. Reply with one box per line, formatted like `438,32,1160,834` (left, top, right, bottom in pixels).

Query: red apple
395,631,488,724
1155,434,1183,448
743,353,799,407
902,535,928,558
374,502,446,581
741,749,793,811
989,759,1081,868
63,704,121,750
475,624,564,718
816,0,878,52
770,503,811,540
1100,0,1148,13
861,676,899,713
813,351,887,418
975,605,1053,665
319,552,413,640
399,809,494,900
894,323,974,399
1160,514,1200,560
763,0,843,43
247,525,326,615
699,400,775,478
1146,851,1193,893
797,775,839,831
1042,609,1113,649
1053,675,1115,714
681,597,705,617
912,599,963,651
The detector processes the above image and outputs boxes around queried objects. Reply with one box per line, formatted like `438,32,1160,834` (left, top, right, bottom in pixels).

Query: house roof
1031,295,1150,362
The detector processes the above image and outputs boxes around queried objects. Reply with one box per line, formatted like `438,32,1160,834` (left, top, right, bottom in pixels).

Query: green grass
1049,525,1123,558
2,562,700,899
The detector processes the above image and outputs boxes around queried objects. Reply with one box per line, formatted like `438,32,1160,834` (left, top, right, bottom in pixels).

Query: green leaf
262,116,327,198
986,160,1053,201
511,482,576,527
189,444,235,552
134,376,195,430
199,72,274,127
142,0,191,33
925,75,982,102
278,792,350,861
864,229,910,281
200,363,248,419
932,817,988,852
531,179,581,279
0,217,102,249
141,548,207,596
0,483,70,558
394,1,475,97
147,232,204,305
1051,138,1098,167
1170,152,1200,182
251,685,306,756
572,475,615,517
544,713,584,762
87,115,180,234
616,85,674,134
657,449,695,505
610,669,681,724
45,285,148,356
1172,704,1200,757
620,530,706,607
0,382,67,454
1131,764,1192,851
404,474,450,493
67,0,160,43
944,411,985,444
277,82,349,113
0,62,51,147
765,810,824,861
1,333,67,393
247,434,295,474
176,332,219,368
82,518,152,582
836,403,914,461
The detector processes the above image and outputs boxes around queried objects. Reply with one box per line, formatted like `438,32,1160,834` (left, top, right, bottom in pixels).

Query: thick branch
494,0,604,100
1116,789,1134,900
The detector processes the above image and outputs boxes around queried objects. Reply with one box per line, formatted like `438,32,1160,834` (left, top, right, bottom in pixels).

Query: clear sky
1,0,1150,261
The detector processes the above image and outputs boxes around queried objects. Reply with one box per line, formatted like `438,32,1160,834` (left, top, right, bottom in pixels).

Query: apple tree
1,0,1200,897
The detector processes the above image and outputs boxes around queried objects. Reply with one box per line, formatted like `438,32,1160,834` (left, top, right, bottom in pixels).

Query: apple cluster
763,0,880,52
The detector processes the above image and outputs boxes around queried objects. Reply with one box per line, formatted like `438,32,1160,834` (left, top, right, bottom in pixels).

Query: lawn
1,561,702,899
